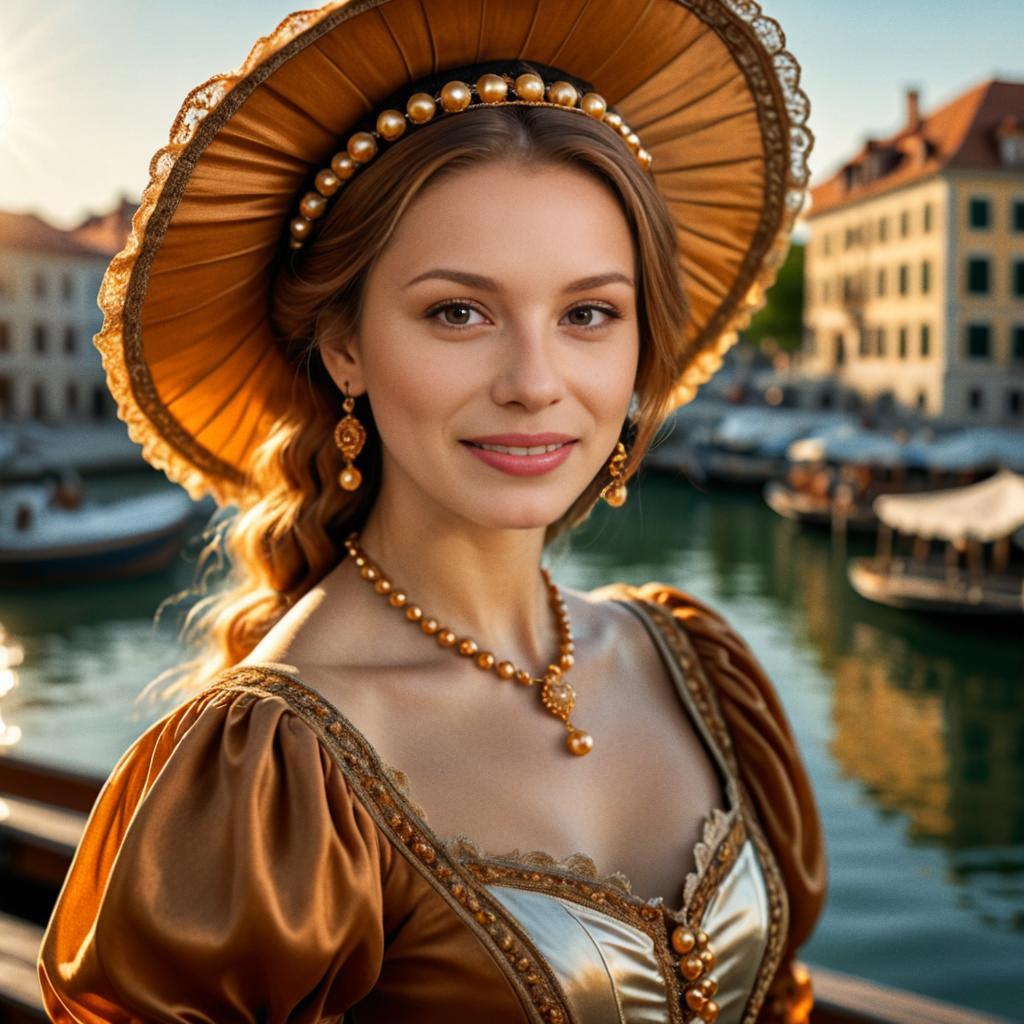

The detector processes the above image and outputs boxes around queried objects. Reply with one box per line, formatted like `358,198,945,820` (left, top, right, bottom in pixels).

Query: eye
427,301,489,330
563,304,623,331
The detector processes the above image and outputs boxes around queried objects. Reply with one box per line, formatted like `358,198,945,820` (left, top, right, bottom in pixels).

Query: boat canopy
713,409,852,455
787,423,913,467
916,427,1024,473
873,468,1024,542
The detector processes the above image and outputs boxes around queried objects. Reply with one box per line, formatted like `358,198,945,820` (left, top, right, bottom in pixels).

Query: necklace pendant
566,727,594,756
540,674,576,722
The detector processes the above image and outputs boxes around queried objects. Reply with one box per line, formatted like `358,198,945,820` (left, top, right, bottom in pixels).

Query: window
32,272,47,300
1013,259,1024,298
92,386,107,419
898,264,910,295
898,327,908,358
0,376,10,418
968,387,984,412
858,328,870,357
969,196,991,229
1009,390,1023,416
923,203,934,233
61,274,74,301
916,391,927,410
63,326,77,354
822,279,831,303
32,324,48,353
876,267,887,297
32,382,46,419
876,327,886,356
834,332,846,366
0,321,9,353
920,324,931,357
844,227,859,250
1014,199,1024,233
66,382,79,414
967,257,991,295
899,210,910,237
878,216,888,243
966,323,991,359
921,260,931,294
1012,325,1024,361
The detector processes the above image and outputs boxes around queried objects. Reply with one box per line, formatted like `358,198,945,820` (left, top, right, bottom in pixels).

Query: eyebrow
405,268,635,292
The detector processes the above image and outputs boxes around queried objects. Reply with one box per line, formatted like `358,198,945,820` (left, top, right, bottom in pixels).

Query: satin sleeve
37,686,386,1024
624,582,826,1023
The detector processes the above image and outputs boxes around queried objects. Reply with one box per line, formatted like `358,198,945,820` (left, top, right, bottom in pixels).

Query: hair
138,61,690,709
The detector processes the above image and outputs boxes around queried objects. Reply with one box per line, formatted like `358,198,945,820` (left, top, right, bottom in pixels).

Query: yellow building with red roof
802,80,1024,425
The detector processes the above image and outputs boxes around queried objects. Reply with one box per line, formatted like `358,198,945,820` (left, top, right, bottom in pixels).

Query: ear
318,316,366,398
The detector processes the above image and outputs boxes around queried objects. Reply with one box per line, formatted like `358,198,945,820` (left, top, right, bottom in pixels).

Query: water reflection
0,623,24,748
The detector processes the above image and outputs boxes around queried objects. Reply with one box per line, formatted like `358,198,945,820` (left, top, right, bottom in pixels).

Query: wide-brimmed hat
98,0,811,507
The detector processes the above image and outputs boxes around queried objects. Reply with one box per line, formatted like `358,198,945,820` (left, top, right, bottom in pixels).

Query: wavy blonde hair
140,73,690,709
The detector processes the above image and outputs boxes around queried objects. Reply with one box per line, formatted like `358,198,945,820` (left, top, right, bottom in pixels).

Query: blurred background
1,2,1023,1021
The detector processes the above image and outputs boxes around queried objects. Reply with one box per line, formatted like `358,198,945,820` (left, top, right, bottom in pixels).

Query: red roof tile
808,79,1024,218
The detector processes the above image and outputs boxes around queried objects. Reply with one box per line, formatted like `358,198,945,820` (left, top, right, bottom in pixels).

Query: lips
460,433,577,478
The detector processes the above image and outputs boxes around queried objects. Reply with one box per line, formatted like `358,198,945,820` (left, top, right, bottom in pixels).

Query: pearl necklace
343,532,594,756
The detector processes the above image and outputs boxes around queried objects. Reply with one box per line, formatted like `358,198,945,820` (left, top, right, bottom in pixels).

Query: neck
354,489,562,672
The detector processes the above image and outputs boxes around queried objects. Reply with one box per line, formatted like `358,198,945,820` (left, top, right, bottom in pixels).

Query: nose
490,321,567,412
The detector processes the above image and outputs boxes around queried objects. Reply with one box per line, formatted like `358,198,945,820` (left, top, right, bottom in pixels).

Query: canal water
2,468,1022,1018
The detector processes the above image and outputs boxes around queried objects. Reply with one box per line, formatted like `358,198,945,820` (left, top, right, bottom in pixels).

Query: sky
1,0,1022,229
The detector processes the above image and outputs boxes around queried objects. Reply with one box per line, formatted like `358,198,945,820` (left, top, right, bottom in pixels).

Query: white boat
0,483,196,585
847,468,1024,616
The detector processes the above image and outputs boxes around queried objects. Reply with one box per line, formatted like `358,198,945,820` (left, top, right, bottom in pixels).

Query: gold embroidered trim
207,668,571,1024
94,0,811,505
635,596,791,1024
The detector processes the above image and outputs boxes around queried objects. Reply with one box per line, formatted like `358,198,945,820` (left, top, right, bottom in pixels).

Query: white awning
873,468,1024,542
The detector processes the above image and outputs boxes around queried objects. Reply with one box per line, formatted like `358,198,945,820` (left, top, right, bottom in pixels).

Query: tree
744,240,804,352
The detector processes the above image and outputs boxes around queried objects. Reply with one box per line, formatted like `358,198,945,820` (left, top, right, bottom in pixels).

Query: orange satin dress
37,584,825,1024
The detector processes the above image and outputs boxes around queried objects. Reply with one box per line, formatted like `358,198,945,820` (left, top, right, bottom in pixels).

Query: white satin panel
484,884,671,1024
698,839,771,1024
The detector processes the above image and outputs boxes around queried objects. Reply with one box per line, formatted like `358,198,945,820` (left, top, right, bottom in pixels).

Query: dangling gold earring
334,383,366,491
600,442,629,507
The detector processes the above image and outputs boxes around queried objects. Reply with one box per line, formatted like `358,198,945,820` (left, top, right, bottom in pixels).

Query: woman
38,2,823,1022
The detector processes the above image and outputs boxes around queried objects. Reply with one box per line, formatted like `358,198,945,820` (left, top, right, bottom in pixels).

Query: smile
460,437,578,478
467,441,568,455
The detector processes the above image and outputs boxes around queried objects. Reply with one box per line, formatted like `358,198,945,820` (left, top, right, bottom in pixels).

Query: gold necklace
344,532,594,756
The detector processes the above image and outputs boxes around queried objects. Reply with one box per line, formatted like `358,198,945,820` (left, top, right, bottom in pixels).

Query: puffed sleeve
37,685,386,1023
624,583,826,1023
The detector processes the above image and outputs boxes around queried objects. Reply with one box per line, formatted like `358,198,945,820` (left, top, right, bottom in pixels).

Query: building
802,80,1024,425
0,197,134,422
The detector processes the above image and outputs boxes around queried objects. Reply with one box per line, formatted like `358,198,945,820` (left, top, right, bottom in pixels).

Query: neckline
227,594,741,919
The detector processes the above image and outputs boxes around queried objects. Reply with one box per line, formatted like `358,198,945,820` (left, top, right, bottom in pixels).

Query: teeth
475,442,567,455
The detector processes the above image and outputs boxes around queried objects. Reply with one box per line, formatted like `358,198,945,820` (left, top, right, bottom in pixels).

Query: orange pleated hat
97,0,811,507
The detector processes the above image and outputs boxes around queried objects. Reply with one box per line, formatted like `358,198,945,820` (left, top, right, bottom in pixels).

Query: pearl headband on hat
288,68,652,251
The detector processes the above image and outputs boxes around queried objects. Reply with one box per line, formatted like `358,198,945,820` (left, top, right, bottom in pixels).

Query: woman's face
323,160,640,534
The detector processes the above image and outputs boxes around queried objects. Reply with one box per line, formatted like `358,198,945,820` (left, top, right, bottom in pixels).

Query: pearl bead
547,81,578,107
581,92,607,119
347,132,378,163
604,111,624,129
566,729,593,756
671,927,696,954
476,73,508,104
680,955,703,981
359,565,378,581
406,92,437,123
420,617,439,634
604,483,627,507
515,670,533,687
374,578,392,594
559,652,575,671
437,630,457,647
496,661,516,680
376,109,406,140
686,988,707,1012
288,239,303,250
339,466,361,490
457,638,478,657
440,81,471,112
700,1000,720,1023
617,121,632,138
299,191,327,219
514,73,545,101
405,604,423,621
637,148,653,170
625,132,641,154
696,930,709,949
290,216,312,239
699,949,715,971
330,153,356,179
388,591,407,607
315,169,341,196
698,977,718,998
476,651,495,670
